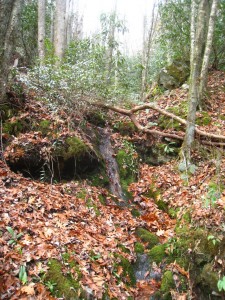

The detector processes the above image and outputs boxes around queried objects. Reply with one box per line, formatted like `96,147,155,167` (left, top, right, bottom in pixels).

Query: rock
181,83,189,90
158,60,190,90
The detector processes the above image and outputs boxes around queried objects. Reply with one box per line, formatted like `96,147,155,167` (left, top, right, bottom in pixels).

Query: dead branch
91,100,225,145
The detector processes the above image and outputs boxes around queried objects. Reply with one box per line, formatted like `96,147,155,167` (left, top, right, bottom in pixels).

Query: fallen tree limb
92,101,225,144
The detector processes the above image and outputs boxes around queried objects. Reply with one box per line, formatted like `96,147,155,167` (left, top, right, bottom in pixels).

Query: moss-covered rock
136,228,159,249
158,60,189,90
45,259,84,299
174,227,219,265
64,137,89,159
200,262,219,292
148,244,167,264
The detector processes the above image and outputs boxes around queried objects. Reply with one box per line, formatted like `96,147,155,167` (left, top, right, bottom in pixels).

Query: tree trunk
199,0,219,103
141,4,158,100
38,0,46,65
0,0,21,104
182,0,218,165
182,0,207,165
54,0,66,61
106,12,116,84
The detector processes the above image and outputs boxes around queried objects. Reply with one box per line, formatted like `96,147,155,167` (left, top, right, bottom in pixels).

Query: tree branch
93,101,225,144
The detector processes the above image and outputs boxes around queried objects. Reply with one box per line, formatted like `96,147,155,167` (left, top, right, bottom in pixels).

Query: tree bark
0,0,21,104
54,0,66,61
182,0,207,165
141,4,158,100
199,0,219,102
38,0,46,65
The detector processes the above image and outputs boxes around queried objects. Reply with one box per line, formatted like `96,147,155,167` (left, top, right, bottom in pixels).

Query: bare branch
93,101,225,144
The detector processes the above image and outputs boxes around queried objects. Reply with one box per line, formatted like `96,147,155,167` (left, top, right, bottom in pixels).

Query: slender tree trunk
190,0,197,67
38,0,46,65
182,0,207,165
141,3,158,100
54,0,66,61
0,0,21,103
106,12,116,84
199,0,219,103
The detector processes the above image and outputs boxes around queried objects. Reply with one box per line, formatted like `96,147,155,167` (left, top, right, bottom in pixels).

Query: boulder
158,60,190,90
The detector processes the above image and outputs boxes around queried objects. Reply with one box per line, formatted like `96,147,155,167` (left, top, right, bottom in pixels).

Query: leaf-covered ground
0,71,225,299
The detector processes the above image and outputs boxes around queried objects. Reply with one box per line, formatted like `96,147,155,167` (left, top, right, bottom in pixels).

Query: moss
134,242,145,254
196,111,211,126
114,254,136,286
116,142,138,197
131,208,141,217
54,136,89,161
165,226,224,298
144,184,160,200
200,263,219,292
114,121,136,135
65,136,89,159
45,259,84,299
86,198,101,216
77,189,87,199
156,199,168,212
88,166,109,188
159,103,188,131
136,228,159,249
1,105,14,120
168,208,179,219
148,244,167,264
85,111,106,126
158,115,182,131
3,120,23,135
98,194,107,205
118,244,130,254
170,226,220,269
39,120,51,134
182,211,191,223
160,270,175,299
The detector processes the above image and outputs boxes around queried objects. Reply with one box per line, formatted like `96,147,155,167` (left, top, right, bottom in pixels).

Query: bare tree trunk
54,0,66,61
65,0,73,45
182,0,207,165
199,0,219,103
38,0,46,65
190,0,197,66
0,0,21,103
106,12,116,84
141,3,158,100
50,0,54,43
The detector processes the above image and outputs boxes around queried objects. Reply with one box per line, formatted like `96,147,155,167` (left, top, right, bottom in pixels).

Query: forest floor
0,71,225,299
